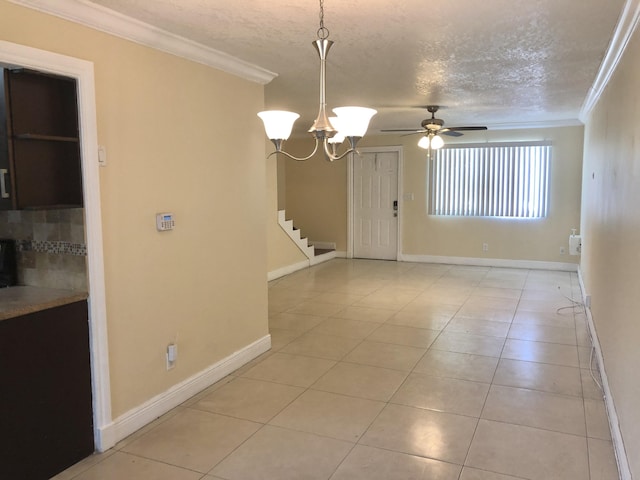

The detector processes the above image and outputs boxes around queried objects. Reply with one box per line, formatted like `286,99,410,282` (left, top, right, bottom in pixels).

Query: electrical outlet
482,243,489,252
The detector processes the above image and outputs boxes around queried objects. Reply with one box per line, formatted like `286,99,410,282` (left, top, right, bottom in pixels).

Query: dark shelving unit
1,68,83,210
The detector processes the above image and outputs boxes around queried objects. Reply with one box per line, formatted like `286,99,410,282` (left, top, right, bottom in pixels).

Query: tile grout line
458,265,504,474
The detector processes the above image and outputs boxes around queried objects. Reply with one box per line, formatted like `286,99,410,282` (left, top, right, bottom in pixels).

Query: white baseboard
399,253,578,271
269,254,575,277
98,334,271,451
267,259,310,281
310,253,333,265
577,269,631,480
268,252,349,278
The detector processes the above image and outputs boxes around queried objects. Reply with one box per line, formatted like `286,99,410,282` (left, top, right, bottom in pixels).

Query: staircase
278,210,336,266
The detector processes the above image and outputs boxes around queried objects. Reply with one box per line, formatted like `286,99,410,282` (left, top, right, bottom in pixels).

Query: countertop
0,286,88,321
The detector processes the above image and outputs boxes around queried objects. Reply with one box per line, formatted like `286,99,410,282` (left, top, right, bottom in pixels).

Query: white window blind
429,142,551,218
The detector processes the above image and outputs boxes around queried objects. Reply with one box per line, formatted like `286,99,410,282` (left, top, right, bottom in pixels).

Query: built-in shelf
1,68,83,210
14,133,79,142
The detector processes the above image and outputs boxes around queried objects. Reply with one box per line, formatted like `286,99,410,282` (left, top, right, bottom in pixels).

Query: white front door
352,150,399,260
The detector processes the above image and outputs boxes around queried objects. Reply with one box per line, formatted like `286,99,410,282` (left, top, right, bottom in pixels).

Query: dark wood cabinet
0,71,11,210
0,301,94,479
1,68,83,209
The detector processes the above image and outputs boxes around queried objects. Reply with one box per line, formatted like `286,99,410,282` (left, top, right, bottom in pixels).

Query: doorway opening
0,40,111,452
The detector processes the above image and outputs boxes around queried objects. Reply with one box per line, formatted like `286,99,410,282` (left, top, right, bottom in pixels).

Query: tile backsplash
0,209,87,291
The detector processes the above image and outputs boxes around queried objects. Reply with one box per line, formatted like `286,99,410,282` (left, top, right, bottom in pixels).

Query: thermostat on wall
156,213,175,231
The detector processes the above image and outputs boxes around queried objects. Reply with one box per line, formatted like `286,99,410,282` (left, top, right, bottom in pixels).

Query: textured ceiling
85,0,625,135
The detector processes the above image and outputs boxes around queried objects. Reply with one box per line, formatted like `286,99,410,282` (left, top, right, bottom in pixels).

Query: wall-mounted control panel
156,213,175,231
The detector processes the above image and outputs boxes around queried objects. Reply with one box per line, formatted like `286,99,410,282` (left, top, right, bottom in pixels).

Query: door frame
0,41,111,450
347,145,403,260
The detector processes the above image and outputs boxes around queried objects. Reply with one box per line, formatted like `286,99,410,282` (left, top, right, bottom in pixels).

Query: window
428,141,551,218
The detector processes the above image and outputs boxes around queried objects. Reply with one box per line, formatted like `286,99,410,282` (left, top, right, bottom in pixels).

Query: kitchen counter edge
0,286,88,321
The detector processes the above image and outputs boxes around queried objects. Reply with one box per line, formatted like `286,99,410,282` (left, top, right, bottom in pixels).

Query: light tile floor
56,259,620,480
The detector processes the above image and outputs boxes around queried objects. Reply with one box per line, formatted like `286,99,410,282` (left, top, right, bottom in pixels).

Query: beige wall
581,21,640,478
277,156,287,210
266,141,307,273
283,141,349,248
284,126,583,264
1,1,268,417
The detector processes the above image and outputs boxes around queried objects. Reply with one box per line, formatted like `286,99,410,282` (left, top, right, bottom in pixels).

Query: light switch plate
98,145,107,167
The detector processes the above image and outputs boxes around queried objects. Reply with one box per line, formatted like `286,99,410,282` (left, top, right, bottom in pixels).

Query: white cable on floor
556,288,603,393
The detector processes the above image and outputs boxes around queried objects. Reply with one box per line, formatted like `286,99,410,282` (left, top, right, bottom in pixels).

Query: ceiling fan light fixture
258,0,376,162
417,135,431,149
430,134,444,149
382,106,488,148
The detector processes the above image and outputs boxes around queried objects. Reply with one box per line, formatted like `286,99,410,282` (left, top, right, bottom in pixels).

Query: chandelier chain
258,0,376,162
317,0,329,40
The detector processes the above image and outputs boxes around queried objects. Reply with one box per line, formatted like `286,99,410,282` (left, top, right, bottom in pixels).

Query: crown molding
482,119,584,130
9,0,277,85
580,0,640,121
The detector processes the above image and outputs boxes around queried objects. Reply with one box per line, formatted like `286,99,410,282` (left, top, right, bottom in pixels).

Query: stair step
314,248,335,256
277,209,320,260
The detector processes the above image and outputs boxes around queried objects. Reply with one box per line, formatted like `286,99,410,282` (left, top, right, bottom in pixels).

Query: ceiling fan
382,105,487,150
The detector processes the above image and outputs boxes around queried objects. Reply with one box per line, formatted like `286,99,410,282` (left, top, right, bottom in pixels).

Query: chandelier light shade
332,107,377,138
258,0,376,162
327,117,345,144
257,111,300,141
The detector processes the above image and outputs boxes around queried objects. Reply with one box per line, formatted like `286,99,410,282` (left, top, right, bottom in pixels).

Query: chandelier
257,0,377,162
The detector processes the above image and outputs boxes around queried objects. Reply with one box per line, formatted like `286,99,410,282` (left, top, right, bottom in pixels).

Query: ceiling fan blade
441,130,464,137
440,125,488,137
446,126,488,132
400,131,429,137
381,128,426,133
